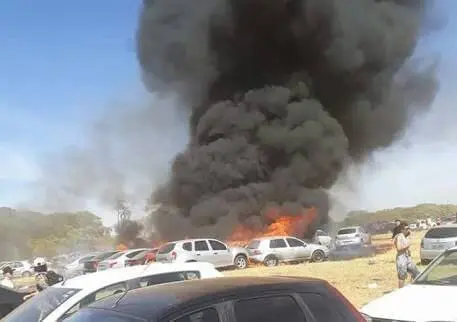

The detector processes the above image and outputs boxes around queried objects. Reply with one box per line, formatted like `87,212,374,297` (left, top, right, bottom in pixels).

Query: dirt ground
224,231,426,308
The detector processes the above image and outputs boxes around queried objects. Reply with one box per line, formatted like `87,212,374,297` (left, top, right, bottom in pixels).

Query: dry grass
224,231,426,308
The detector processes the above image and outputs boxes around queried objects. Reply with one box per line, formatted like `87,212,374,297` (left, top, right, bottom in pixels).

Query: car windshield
4,287,80,321
338,228,357,235
64,308,145,322
425,227,457,239
415,250,457,285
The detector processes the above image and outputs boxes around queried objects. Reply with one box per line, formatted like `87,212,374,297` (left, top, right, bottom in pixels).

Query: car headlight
360,313,372,322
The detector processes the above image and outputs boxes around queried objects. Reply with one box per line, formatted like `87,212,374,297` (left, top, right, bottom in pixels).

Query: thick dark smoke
138,0,439,240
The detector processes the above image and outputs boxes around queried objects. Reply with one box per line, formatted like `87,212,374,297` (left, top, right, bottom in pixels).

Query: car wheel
311,250,325,262
264,255,279,267
22,271,32,278
234,255,248,269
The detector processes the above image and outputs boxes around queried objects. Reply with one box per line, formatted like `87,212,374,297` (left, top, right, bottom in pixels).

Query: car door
193,240,214,264
269,238,293,260
208,239,232,267
286,238,308,260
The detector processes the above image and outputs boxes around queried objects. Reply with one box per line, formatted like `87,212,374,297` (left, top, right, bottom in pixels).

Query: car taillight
109,262,117,268
327,283,365,322
171,251,177,260
252,249,262,255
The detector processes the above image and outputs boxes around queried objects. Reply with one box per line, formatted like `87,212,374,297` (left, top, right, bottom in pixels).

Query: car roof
54,262,218,290
250,236,297,241
164,238,223,244
87,276,327,319
428,224,457,228
337,226,360,230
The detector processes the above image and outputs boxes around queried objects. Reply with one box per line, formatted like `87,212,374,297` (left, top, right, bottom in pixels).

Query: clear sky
2,1,457,225
0,0,142,208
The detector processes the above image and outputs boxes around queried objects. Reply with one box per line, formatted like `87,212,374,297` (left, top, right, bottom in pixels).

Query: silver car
155,238,249,269
246,236,329,267
334,226,371,247
420,224,457,264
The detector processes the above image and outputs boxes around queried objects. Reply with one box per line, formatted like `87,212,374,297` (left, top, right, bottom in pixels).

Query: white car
4,262,222,322
97,248,150,271
313,229,332,247
361,246,457,322
334,226,371,247
63,254,98,278
9,261,33,278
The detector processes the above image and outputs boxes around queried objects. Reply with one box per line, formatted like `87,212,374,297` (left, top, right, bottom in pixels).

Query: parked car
156,238,249,269
246,236,329,266
328,244,376,261
313,229,332,247
64,275,365,322
97,249,150,271
335,226,371,247
3,262,222,322
361,246,457,321
143,248,159,264
420,224,457,265
64,254,98,278
0,285,32,319
8,261,33,278
125,249,156,267
83,251,120,274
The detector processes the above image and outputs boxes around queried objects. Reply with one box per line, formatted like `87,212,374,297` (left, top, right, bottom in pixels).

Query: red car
143,248,159,264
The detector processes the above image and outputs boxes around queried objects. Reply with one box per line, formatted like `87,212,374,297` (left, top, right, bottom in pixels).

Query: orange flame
116,243,128,251
227,207,317,246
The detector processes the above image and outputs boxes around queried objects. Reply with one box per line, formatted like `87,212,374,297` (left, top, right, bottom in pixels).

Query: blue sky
0,0,142,205
2,1,457,224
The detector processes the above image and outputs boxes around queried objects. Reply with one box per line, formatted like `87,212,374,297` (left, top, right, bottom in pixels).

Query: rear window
158,243,176,254
93,252,119,261
63,308,144,322
425,227,457,239
107,252,125,260
338,228,357,235
247,240,261,249
126,250,147,259
4,287,80,321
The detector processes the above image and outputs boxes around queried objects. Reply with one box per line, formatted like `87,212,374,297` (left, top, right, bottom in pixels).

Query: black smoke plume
137,0,439,240
114,199,147,247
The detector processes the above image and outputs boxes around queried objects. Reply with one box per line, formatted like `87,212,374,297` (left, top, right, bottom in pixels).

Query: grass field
224,231,426,308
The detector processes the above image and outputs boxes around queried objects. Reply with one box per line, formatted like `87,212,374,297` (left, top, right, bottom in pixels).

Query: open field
225,231,426,308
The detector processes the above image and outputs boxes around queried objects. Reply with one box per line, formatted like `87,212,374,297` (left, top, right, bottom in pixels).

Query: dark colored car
64,276,365,322
329,244,376,261
0,285,32,318
83,251,120,274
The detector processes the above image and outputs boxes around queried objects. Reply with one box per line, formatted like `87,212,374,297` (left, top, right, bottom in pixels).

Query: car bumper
420,248,444,261
335,239,362,246
248,255,265,263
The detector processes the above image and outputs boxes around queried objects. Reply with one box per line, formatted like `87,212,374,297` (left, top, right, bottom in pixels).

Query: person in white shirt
394,222,420,288
0,266,15,289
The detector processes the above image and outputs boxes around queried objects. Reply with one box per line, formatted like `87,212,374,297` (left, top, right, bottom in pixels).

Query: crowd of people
1,257,63,300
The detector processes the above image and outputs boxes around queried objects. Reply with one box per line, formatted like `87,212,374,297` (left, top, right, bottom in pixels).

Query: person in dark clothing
392,219,401,239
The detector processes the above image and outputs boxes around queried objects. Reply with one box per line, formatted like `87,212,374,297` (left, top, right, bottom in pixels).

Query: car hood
361,284,457,321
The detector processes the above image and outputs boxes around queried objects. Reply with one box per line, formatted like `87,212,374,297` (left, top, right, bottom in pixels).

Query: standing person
0,266,15,289
394,222,420,288
392,219,401,239
23,257,63,300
